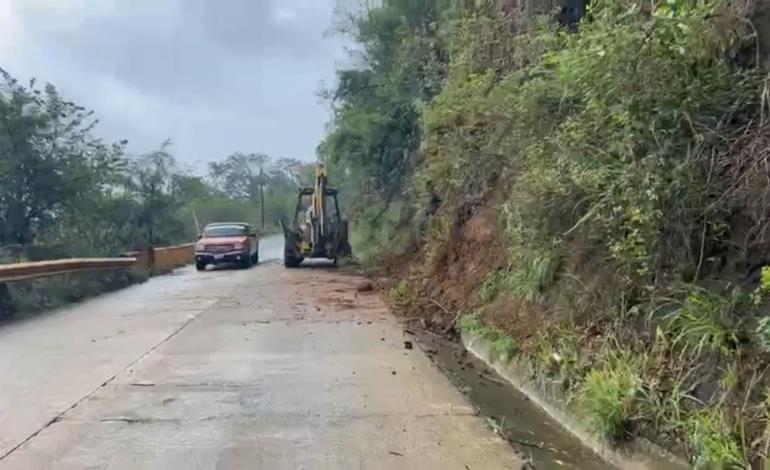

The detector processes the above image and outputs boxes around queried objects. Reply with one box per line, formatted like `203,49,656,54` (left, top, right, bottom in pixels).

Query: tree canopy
0,69,308,260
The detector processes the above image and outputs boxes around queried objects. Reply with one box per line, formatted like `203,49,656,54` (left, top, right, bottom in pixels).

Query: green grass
459,312,491,336
688,408,745,469
477,250,561,305
533,323,583,379
389,280,409,302
756,317,770,353
490,335,518,362
459,312,518,363
509,251,561,303
578,357,640,440
662,287,739,358
478,270,507,303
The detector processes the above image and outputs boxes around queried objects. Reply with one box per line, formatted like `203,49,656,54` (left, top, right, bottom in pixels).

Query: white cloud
0,0,343,163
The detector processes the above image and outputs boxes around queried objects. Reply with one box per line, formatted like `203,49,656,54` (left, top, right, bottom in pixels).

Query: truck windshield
203,226,247,237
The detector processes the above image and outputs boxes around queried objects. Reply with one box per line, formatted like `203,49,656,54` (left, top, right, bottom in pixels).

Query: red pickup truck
195,223,259,271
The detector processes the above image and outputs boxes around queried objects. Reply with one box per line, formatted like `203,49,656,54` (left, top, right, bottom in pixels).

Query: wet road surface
0,237,521,469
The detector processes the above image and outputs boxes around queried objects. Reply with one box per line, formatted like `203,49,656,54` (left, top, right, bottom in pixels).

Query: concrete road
0,238,520,469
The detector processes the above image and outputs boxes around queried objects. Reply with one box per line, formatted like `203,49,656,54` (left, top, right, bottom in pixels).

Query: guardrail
0,258,138,283
0,244,196,317
0,243,196,283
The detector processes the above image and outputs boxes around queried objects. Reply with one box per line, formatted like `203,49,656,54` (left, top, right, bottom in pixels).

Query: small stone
403,341,413,350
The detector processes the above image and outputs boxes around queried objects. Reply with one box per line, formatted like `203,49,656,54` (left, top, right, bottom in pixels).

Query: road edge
461,331,691,470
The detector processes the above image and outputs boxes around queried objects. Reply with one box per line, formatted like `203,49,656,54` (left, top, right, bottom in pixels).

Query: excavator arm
283,164,350,268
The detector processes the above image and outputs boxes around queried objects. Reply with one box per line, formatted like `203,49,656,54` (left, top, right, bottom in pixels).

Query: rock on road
0,238,520,469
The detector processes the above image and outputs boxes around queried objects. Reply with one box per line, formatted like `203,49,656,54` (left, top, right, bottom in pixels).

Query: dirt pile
385,207,506,332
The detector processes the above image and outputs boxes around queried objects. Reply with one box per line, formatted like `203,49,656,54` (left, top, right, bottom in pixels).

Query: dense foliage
0,69,310,262
324,0,770,465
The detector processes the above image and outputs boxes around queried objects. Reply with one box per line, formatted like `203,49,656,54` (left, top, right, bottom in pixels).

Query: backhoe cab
281,164,351,268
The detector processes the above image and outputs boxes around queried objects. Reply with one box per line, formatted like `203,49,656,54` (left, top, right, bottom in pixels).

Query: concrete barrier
153,244,195,273
123,243,195,275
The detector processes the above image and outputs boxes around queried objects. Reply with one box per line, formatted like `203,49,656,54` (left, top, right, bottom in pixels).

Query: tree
207,152,306,230
127,142,186,247
0,69,123,245
208,152,269,201
320,0,454,214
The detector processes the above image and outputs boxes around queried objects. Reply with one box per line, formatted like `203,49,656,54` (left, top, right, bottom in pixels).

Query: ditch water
416,332,615,470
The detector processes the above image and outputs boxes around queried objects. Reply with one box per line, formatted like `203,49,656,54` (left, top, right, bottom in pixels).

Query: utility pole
260,167,265,231
192,208,201,235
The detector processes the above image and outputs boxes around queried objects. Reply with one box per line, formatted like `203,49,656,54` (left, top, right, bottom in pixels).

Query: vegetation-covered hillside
322,0,770,466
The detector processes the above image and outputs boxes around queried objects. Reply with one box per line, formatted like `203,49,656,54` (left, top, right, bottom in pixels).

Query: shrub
578,358,640,440
688,408,745,468
490,335,518,363
389,280,410,302
508,250,561,303
756,317,770,353
662,287,740,357
349,202,409,265
459,311,493,337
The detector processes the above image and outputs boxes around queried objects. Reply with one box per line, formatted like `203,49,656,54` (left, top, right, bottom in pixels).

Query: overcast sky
0,0,349,172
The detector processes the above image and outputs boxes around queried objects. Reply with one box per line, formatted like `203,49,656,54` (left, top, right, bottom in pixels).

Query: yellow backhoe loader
281,164,351,267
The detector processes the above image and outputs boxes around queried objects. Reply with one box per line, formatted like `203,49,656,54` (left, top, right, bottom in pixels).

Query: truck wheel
284,256,301,268
240,256,252,269
196,261,206,271
251,252,259,265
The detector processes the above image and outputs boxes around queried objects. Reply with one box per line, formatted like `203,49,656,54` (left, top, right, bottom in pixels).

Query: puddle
417,333,614,470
